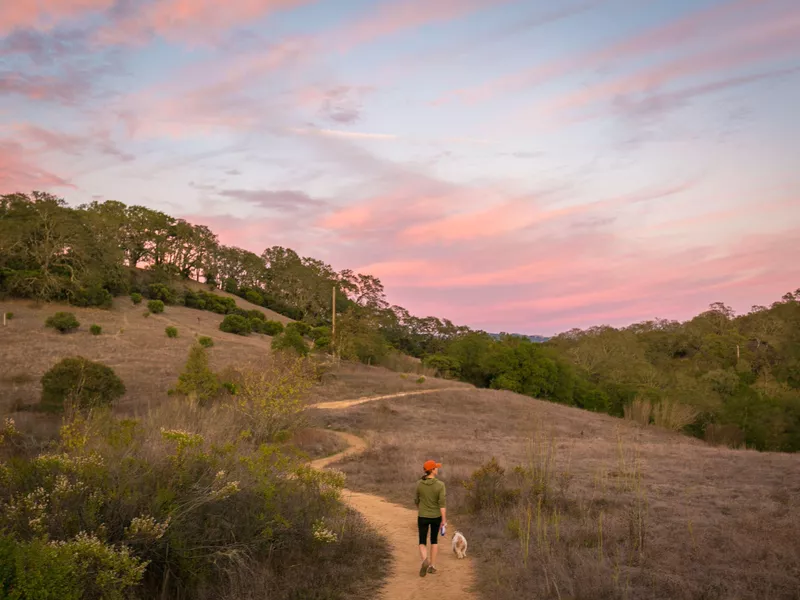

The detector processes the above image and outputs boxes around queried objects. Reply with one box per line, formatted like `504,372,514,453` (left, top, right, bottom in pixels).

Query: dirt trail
310,389,476,600
309,387,465,411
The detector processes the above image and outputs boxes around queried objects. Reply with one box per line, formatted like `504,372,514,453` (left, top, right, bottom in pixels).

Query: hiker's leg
429,517,441,567
418,518,429,561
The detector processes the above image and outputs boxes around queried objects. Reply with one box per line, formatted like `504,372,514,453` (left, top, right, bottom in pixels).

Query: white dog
451,530,468,559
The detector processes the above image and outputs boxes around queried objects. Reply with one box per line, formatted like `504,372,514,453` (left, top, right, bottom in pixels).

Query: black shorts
418,516,442,545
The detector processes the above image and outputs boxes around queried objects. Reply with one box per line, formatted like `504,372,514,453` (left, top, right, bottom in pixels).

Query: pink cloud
0,141,76,192
442,0,786,105
0,0,112,34
96,0,313,46
540,17,800,118
334,0,510,52
396,182,694,245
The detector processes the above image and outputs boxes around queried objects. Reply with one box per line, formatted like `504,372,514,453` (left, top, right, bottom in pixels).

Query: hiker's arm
439,485,447,524
440,507,447,526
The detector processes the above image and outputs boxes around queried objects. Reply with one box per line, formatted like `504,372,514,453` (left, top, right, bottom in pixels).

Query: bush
261,320,284,336
286,321,312,337
131,293,143,305
0,534,146,600
272,328,309,357
423,354,461,379
90,324,102,336
173,344,219,405
219,314,251,335
147,300,164,314
244,290,264,306
147,283,177,304
250,318,265,334
71,285,113,309
165,326,178,338
247,309,266,321
313,335,332,350
40,356,126,412
45,312,80,333
309,326,331,341
198,336,214,348
4,312,13,320
463,457,519,514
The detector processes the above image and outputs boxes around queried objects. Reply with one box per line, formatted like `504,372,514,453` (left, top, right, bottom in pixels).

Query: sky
1,0,799,336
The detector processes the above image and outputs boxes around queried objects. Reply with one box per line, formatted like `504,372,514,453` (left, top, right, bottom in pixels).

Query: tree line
2,191,799,451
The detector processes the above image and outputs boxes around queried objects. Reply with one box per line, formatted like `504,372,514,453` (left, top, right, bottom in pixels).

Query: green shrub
4,534,146,600
416,376,426,384
423,354,461,379
147,299,164,314
130,293,143,305
249,318,265,334
40,356,126,412
5,312,14,320
45,312,80,333
142,311,150,318
286,321,312,337
272,328,309,357
219,314,251,335
244,290,263,306
165,326,178,338
309,326,331,341
313,335,332,350
90,324,102,336
247,309,266,321
261,320,284,336
198,336,214,348
71,285,113,309
147,283,177,304
173,344,219,404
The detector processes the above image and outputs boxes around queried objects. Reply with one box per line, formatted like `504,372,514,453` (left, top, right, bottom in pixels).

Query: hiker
415,459,446,577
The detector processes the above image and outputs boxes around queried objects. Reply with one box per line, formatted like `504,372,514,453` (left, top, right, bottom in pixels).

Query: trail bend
309,388,476,600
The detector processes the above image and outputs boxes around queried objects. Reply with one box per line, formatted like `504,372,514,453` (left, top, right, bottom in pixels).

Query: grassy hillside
315,387,800,600
0,293,285,416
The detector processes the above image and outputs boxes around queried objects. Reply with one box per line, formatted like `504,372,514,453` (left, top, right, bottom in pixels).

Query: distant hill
488,332,551,343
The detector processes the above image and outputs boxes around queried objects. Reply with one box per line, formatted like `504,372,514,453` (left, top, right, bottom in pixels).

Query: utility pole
331,285,337,356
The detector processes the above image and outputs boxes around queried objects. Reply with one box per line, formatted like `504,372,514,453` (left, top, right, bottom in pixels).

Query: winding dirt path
309,389,476,600
309,387,465,411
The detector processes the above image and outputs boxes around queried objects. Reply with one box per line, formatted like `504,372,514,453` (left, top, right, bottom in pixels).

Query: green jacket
415,477,446,518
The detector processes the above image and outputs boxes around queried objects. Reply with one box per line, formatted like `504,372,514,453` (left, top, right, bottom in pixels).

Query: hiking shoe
419,559,430,577
427,566,438,575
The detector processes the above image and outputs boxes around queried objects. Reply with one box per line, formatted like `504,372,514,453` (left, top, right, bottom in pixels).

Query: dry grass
0,297,286,418
312,387,800,600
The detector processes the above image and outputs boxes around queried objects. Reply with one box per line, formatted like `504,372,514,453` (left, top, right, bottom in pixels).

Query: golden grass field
2,295,799,599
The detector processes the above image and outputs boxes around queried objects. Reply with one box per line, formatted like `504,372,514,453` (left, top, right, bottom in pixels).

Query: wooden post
2,312,5,327
331,285,336,339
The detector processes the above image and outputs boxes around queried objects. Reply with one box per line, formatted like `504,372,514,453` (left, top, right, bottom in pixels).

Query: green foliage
286,321,312,337
173,344,219,404
146,299,164,314
45,312,80,333
90,324,102,336
1,534,146,600
4,312,13,320
165,326,178,338
271,328,309,357
309,325,330,341
70,284,113,309
40,357,126,412
244,289,263,306
422,354,461,379
130,293,143,305
219,314,251,335
197,336,214,348
261,320,285,336
147,283,177,304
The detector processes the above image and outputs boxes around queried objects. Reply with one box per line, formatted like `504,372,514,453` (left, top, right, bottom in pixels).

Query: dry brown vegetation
0,294,284,416
311,380,800,600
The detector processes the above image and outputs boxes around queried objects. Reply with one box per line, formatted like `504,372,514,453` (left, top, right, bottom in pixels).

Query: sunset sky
2,0,799,335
